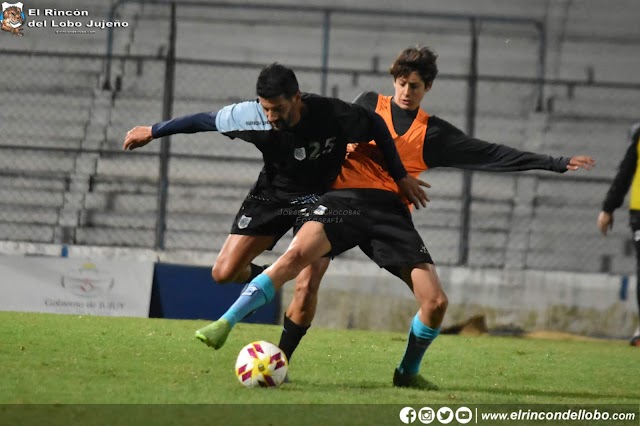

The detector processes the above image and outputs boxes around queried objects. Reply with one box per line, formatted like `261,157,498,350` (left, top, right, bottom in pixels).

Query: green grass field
1,311,638,425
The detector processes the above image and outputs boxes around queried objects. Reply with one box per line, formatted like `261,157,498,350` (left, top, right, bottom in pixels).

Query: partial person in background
597,122,640,347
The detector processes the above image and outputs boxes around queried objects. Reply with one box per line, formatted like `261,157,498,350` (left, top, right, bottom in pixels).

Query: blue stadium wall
150,262,281,324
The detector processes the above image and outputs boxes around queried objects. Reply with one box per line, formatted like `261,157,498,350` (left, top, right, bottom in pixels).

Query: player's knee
279,249,308,276
422,291,448,316
211,262,239,284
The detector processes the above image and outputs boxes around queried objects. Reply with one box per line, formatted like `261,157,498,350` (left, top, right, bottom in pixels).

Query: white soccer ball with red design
235,341,289,388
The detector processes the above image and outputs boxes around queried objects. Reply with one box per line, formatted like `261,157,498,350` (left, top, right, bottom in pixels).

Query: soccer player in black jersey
123,63,429,342
598,121,640,346
254,48,594,386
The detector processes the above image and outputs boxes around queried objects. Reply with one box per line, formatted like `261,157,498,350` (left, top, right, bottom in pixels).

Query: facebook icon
399,407,417,424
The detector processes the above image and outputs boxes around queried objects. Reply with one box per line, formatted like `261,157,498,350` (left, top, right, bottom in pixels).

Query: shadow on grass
282,378,437,391
281,380,639,401
422,384,640,401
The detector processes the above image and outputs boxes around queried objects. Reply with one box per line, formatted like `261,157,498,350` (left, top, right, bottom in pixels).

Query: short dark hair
256,63,299,99
389,46,438,85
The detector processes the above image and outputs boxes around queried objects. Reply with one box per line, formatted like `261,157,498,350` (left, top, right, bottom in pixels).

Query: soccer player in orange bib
201,47,595,387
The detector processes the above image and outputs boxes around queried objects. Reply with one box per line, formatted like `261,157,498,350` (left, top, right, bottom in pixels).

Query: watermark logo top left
1,2,25,36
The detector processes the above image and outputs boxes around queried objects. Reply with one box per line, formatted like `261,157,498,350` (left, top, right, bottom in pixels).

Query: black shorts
230,193,319,250
304,188,433,275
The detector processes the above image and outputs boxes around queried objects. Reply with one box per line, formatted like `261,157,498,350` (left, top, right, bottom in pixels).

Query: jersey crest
237,215,252,229
294,147,306,161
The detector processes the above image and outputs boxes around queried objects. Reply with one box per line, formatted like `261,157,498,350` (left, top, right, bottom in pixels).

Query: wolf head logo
1,2,25,36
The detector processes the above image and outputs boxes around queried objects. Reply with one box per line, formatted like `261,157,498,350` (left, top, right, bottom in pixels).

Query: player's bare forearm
123,126,154,151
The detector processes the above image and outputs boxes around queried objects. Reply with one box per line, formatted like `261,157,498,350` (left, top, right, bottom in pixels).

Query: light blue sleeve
215,101,272,132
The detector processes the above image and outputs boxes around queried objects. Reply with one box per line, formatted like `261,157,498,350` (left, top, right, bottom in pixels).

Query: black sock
244,263,269,284
278,315,310,362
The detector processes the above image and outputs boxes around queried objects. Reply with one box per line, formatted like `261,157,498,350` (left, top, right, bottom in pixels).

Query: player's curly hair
256,63,300,99
389,46,439,85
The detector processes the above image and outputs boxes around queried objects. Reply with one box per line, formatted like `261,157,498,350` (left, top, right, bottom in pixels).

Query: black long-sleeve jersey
354,91,572,173
216,93,408,200
154,93,406,201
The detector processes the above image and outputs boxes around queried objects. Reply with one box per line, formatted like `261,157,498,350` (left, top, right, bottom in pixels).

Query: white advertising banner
0,255,154,317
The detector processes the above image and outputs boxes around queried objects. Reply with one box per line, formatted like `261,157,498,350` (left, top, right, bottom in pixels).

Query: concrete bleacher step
0,222,55,243
564,0,639,39
0,205,60,225
0,71,100,92
1,56,103,73
568,86,640,106
0,151,78,174
473,117,529,147
96,155,262,185
19,92,93,106
470,174,517,200
527,233,625,264
8,137,84,150
544,125,629,150
414,226,460,248
525,250,615,273
82,210,156,229
552,97,639,121
3,119,86,141
75,227,155,247
468,247,506,268
475,82,539,116
412,202,512,231
167,193,246,215
412,210,460,228
8,93,95,124
163,229,231,252
556,41,640,83
168,183,250,199
95,155,160,179
120,62,260,101
121,61,536,118
0,188,65,208
1,104,91,123
89,179,158,195
84,191,246,215
0,174,69,191
166,214,233,233
148,14,539,76
469,230,509,248
535,179,611,205
89,177,250,200
84,192,156,213
142,0,545,21
531,206,629,235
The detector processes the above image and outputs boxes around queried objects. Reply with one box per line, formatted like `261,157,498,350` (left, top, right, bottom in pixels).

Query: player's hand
567,155,596,171
123,126,154,151
597,211,613,236
396,175,430,210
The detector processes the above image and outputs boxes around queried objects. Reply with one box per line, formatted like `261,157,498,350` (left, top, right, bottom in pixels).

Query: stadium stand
2,0,640,274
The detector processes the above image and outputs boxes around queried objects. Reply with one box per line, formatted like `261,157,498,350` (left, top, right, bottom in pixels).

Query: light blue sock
397,313,440,375
221,273,275,327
